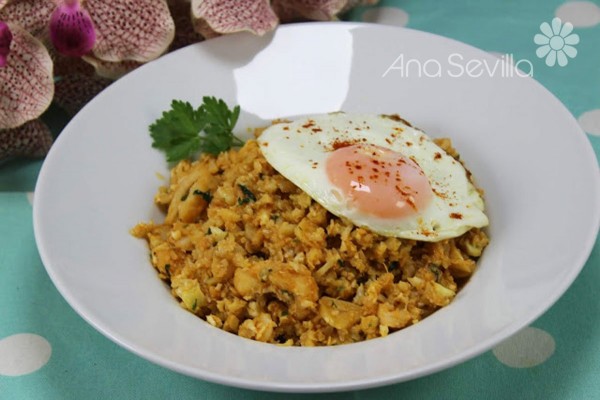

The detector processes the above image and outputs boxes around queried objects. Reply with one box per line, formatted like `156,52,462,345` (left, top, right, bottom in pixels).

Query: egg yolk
325,144,433,219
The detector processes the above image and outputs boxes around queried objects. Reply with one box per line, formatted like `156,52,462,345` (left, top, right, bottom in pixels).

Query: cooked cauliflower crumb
132,139,488,346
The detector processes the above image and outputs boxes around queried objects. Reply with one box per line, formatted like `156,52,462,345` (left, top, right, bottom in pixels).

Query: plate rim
33,21,600,393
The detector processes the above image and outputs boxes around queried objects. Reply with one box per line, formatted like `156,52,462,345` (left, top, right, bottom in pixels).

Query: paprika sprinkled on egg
258,112,488,241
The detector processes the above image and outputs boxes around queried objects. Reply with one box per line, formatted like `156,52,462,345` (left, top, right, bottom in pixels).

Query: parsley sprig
149,96,243,162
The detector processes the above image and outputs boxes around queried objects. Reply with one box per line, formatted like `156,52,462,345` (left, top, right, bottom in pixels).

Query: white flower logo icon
534,17,579,67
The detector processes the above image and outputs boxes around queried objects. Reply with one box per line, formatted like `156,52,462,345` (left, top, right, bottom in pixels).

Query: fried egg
258,113,489,241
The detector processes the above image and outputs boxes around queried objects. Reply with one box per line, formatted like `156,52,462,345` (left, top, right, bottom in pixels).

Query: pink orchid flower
0,0,175,78
0,0,376,160
191,0,379,37
0,21,54,160
0,0,175,159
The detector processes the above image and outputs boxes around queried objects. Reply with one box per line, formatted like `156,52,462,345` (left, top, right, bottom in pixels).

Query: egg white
258,113,489,241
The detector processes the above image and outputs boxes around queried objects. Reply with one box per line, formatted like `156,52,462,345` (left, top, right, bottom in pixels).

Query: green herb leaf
193,189,212,203
237,184,256,205
149,97,243,162
198,96,243,155
202,96,240,134
149,100,207,162
428,264,442,282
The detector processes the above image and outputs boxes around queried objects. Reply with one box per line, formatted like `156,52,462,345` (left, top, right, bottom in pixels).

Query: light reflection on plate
33,22,600,392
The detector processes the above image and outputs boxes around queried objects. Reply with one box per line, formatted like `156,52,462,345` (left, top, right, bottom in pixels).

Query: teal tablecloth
1,0,599,398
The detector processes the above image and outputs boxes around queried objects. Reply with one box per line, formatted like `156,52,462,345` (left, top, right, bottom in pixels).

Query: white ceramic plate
34,23,600,392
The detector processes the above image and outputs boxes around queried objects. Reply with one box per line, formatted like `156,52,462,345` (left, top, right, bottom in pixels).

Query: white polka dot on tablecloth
555,1,600,28
0,333,52,376
578,109,600,136
26,192,34,206
493,327,555,368
362,6,409,27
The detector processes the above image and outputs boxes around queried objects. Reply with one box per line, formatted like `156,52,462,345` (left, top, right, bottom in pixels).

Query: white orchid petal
87,0,175,63
0,0,56,39
82,54,142,79
0,23,53,129
191,0,279,37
